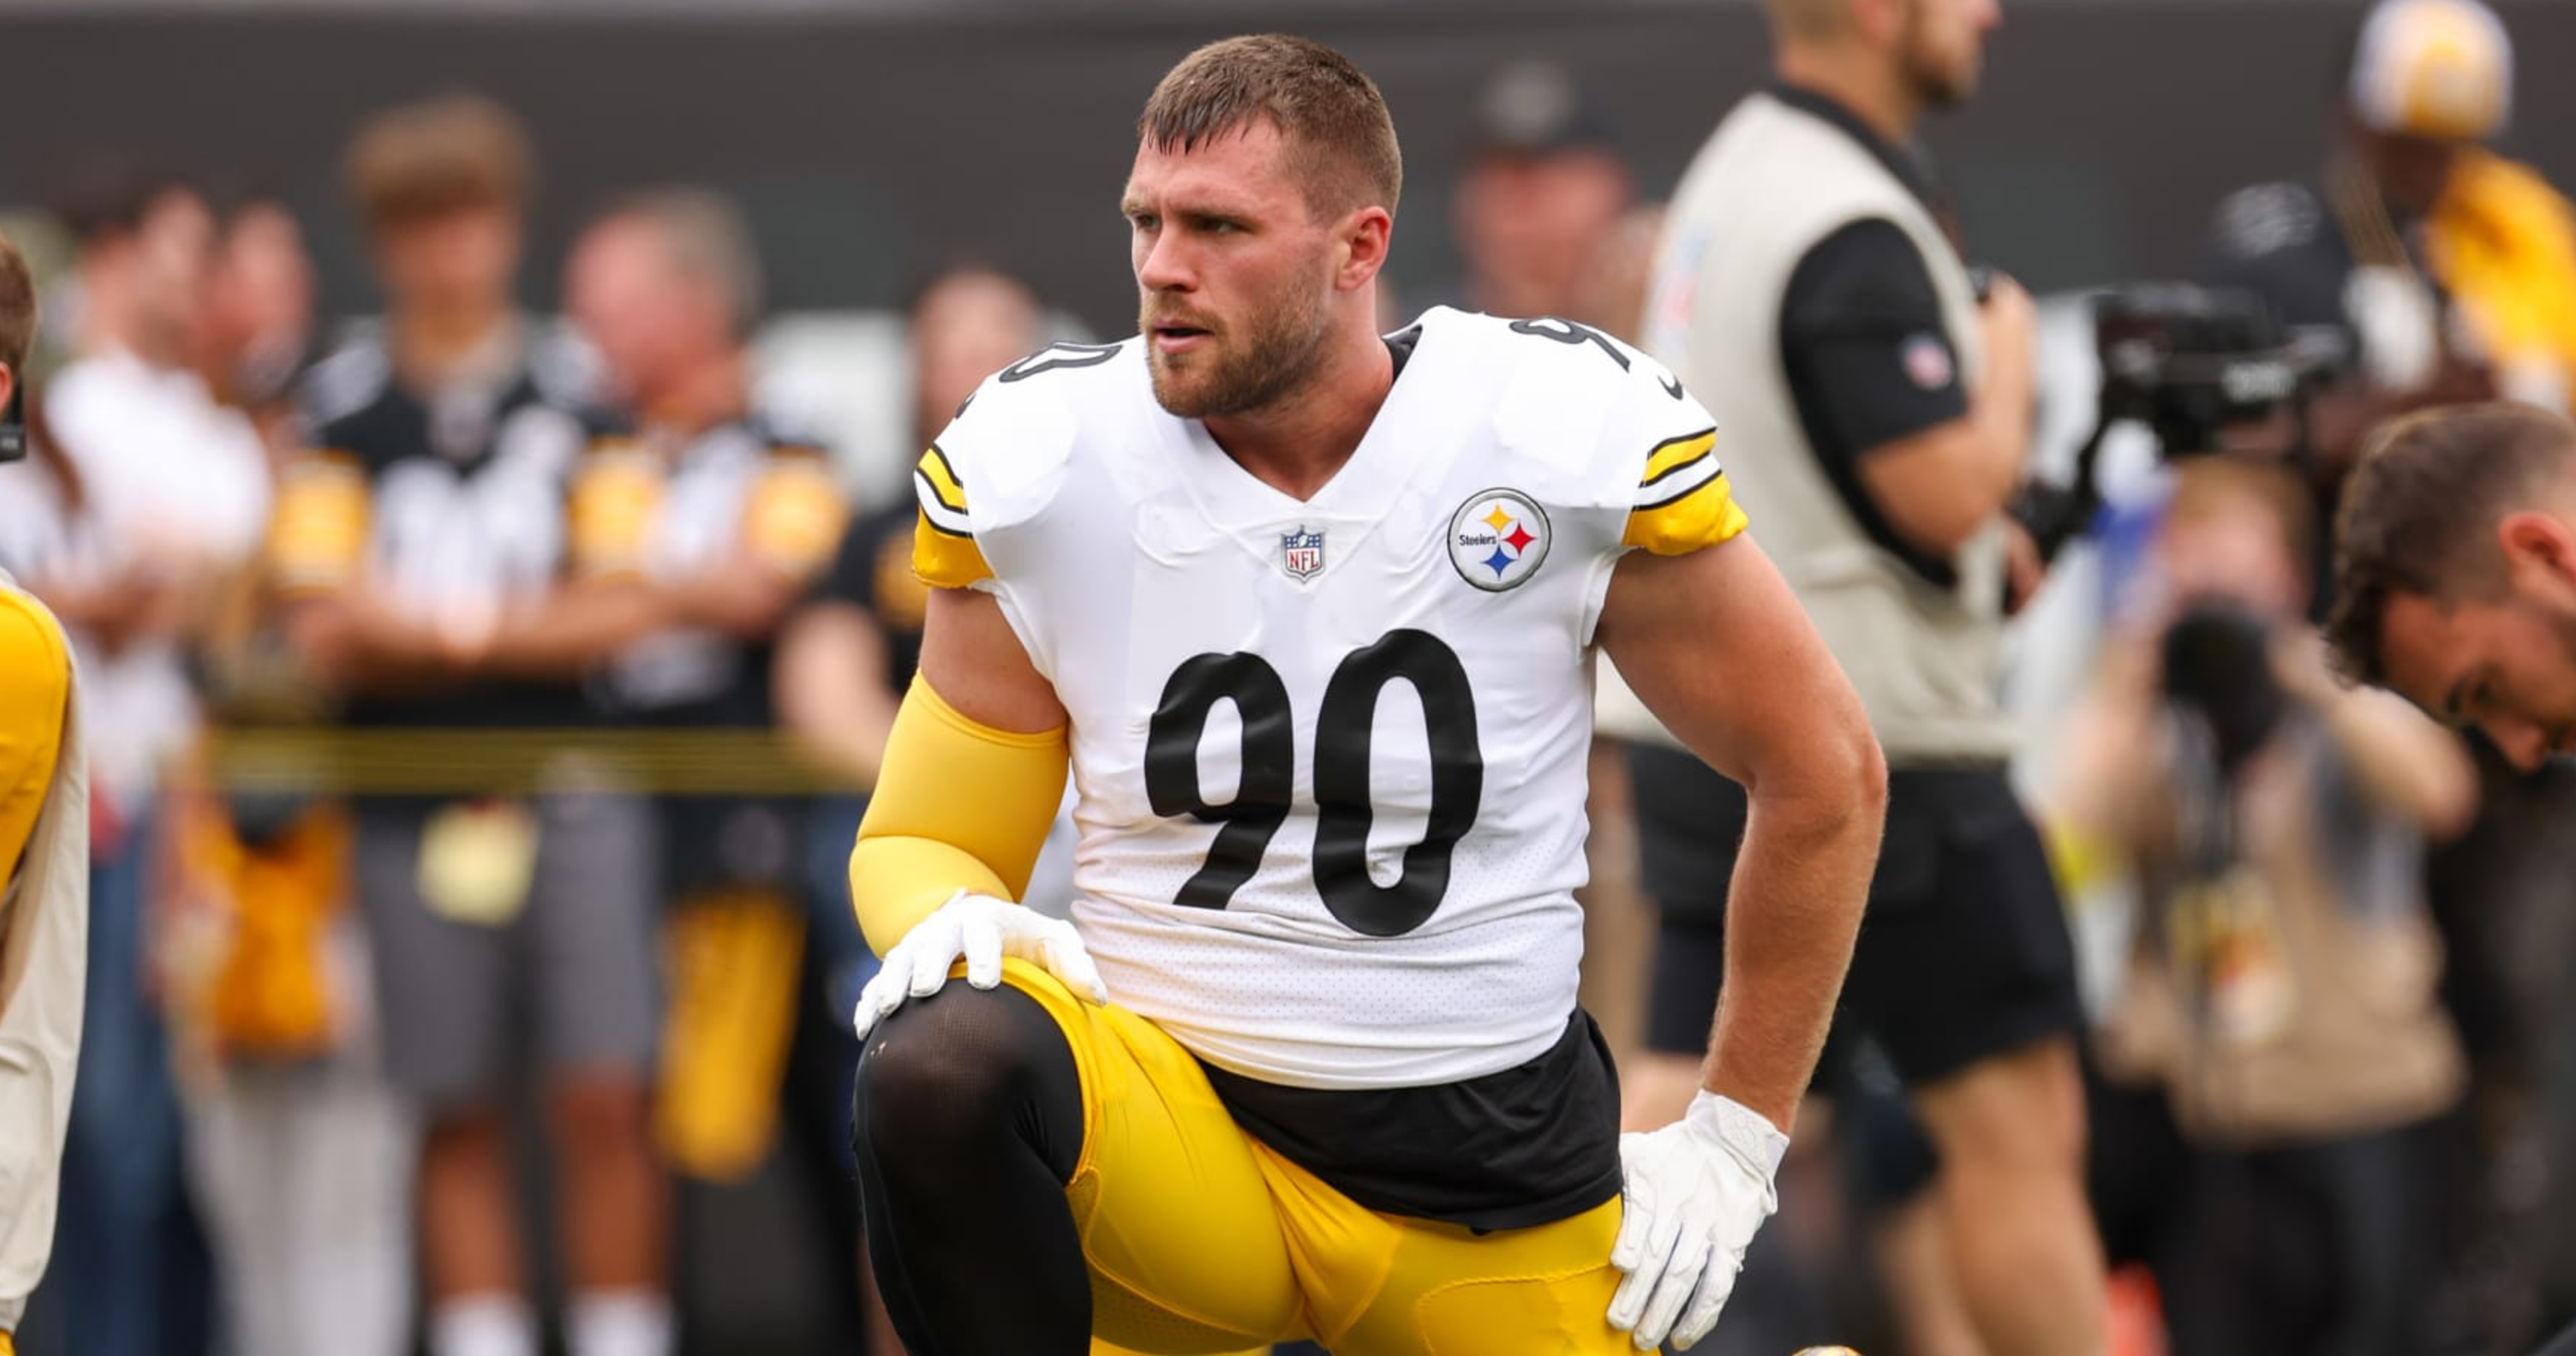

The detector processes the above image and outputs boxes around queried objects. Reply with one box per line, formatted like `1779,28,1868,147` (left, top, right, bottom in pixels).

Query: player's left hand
1607,1090,1791,1351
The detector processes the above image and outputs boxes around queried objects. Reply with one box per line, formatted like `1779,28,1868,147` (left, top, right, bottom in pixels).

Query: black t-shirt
1769,85,1975,587
818,499,930,691
297,326,598,732
2204,181,2365,340
2200,177,2458,377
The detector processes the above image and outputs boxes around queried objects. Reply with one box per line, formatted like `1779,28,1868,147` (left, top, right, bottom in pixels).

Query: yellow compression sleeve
848,675,1070,956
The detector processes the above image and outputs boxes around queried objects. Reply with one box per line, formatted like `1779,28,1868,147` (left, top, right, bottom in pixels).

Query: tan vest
1626,92,2009,765
2096,719,2462,1146
0,572,85,1332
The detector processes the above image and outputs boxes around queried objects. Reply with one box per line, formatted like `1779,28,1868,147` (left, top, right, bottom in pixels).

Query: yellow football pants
993,959,1634,1356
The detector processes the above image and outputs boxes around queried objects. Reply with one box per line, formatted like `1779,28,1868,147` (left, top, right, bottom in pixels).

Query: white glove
851,890,1108,1041
1607,1090,1791,1351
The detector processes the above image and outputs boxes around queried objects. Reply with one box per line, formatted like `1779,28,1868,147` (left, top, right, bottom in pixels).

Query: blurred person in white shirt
155,182,414,1356
203,191,321,454
7,165,266,1356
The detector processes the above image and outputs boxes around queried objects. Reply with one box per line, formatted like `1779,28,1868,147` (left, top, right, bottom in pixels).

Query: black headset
0,368,22,462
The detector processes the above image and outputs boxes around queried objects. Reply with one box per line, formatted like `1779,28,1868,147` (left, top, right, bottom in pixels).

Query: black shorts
1630,742,2080,1086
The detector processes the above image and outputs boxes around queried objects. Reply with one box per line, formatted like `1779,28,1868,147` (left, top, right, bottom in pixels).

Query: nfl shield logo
1280,526,1326,581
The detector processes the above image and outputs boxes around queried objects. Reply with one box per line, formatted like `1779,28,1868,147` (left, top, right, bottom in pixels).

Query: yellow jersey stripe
1624,470,1750,557
912,507,994,588
916,445,969,514
915,485,973,538
266,452,372,595
1638,428,1718,492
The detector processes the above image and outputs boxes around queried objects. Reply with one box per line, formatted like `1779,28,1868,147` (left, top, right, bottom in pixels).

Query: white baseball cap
2348,0,2514,141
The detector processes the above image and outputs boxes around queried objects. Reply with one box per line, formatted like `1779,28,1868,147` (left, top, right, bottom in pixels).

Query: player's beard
1143,280,1333,420
2541,596,2576,749
1897,0,1981,111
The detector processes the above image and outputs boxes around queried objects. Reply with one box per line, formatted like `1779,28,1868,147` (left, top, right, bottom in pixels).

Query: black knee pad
851,981,1085,1183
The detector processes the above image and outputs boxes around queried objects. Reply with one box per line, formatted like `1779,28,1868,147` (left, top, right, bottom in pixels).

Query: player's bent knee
853,982,1085,1182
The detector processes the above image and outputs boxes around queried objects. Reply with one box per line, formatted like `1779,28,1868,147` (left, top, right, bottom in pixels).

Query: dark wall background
3,0,2570,336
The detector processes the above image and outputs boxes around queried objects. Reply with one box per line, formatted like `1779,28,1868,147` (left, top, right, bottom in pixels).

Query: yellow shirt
2430,149,2576,410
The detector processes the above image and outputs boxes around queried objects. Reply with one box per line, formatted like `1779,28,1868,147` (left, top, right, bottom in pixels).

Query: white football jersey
913,307,1744,1090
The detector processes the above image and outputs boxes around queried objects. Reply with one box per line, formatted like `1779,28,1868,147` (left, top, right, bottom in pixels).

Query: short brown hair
1138,34,1403,220
2327,401,2576,683
0,229,34,379
1763,0,1855,41
590,186,766,336
344,93,535,233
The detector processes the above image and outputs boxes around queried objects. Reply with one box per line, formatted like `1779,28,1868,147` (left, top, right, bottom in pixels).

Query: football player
2328,401,2576,768
847,34,1887,1355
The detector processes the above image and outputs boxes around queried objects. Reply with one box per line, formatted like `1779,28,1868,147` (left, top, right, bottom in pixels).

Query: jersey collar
1161,311,1452,540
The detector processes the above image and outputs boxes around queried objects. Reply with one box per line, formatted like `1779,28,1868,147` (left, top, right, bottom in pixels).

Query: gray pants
187,1048,415,1356
356,787,660,1109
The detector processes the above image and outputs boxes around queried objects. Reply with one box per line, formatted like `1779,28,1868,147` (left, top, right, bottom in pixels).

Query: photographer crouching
2052,456,2476,1356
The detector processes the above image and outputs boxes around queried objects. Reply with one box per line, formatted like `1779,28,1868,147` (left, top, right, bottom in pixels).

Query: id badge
417,799,539,928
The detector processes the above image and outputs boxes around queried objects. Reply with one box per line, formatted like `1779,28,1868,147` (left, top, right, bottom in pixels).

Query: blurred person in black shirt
771,261,1039,1356
274,94,667,1356
553,186,854,1344
1634,0,2097,1352
778,264,1046,1009
778,262,1045,791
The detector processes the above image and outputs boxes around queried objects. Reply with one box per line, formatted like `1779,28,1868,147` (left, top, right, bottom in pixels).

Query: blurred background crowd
1,1,2573,1354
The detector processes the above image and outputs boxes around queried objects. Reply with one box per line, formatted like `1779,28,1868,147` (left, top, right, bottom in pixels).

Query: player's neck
1775,47,1920,146
393,304,517,392
74,265,178,370
1201,325,1397,503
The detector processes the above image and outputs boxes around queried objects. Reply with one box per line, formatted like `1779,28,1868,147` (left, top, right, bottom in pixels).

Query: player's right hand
851,890,1107,1041
1608,1090,1790,1351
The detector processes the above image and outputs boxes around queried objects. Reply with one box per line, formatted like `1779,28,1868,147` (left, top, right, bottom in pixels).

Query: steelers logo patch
1448,488,1552,592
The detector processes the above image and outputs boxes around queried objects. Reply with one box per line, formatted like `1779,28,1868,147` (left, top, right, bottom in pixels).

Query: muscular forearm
1704,761,1885,1132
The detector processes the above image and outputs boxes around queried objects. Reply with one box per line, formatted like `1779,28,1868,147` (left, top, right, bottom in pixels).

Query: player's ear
2499,509,2576,599
1335,206,1393,294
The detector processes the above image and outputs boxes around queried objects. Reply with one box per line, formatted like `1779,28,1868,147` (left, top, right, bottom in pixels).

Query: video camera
2015,283,2348,563
1,381,23,462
